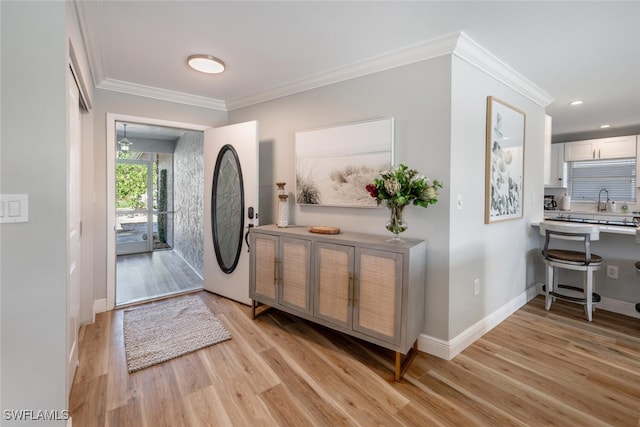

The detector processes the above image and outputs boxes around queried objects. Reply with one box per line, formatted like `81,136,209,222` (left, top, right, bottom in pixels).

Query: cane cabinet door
353,248,402,345
250,233,278,305
279,237,312,314
314,241,354,329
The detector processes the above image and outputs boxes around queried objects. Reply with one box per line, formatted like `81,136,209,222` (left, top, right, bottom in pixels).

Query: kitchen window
568,158,636,202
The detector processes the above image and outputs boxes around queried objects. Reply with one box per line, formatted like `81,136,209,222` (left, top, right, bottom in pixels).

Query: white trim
418,286,538,360
598,296,640,319
93,298,107,315
78,23,553,113
98,78,227,111
419,285,640,360
226,32,461,110
453,33,554,108
66,416,72,427
73,0,103,90
106,114,210,311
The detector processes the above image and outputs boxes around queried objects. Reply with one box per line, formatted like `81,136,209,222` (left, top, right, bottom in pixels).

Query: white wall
91,89,227,302
1,1,68,422
230,57,454,340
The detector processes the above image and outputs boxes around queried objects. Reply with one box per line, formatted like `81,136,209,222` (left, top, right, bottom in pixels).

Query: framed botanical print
485,96,526,224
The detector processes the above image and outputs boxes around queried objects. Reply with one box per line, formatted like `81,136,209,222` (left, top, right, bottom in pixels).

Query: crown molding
75,13,552,113
96,78,227,111
74,0,104,88
228,31,553,110
226,32,461,110
453,32,554,107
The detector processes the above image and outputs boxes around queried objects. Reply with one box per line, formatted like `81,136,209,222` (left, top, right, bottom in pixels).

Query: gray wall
1,1,69,420
230,54,547,342
449,56,546,338
173,131,205,277
230,57,455,340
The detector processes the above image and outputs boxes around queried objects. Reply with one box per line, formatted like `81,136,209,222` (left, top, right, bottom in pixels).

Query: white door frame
106,114,209,311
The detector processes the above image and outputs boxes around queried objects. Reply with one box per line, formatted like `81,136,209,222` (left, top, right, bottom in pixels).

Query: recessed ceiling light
599,124,611,129
570,100,584,106
187,54,225,74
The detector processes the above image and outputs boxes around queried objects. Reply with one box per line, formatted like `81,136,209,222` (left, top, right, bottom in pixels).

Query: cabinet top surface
253,224,425,249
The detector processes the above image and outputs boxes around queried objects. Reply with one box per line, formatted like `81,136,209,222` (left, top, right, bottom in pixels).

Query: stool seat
539,221,601,322
546,249,602,265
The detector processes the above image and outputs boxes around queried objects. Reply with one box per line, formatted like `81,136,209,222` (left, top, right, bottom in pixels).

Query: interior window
568,158,636,202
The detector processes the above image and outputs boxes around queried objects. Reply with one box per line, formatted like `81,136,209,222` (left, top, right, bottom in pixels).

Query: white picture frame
485,96,526,223
295,118,394,207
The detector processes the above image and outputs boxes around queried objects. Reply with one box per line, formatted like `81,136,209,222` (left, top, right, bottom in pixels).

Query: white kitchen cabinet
564,135,636,161
249,224,426,380
546,142,566,187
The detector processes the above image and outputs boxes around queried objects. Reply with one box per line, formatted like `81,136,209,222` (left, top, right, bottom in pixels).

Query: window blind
568,158,636,202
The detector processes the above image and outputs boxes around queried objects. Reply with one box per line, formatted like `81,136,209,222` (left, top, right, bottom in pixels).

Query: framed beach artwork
484,96,526,224
295,118,394,207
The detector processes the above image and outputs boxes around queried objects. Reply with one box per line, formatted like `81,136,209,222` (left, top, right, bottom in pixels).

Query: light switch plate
0,194,28,223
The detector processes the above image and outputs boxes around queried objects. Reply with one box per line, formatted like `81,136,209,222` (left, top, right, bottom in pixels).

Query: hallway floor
116,250,203,306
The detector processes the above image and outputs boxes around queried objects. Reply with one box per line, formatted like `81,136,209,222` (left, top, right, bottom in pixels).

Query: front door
203,121,259,305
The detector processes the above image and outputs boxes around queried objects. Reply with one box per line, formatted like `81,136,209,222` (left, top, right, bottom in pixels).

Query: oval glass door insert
211,144,244,273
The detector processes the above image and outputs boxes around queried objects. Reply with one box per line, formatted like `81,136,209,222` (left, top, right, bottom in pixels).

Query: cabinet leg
251,300,271,319
394,340,418,382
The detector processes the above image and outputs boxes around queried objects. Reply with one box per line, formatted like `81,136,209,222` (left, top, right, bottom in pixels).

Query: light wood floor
116,250,203,306
70,293,640,426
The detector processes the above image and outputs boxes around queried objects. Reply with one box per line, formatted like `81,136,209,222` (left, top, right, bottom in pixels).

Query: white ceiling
78,1,640,139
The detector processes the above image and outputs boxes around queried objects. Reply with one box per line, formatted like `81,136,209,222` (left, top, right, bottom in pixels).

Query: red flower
365,184,378,198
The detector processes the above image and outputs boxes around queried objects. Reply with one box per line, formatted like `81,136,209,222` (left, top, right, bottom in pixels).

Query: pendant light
119,123,132,151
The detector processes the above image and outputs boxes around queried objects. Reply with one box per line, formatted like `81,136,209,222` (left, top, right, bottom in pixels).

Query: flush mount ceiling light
119,123,132,152
187,54,225,74
570,100,584,106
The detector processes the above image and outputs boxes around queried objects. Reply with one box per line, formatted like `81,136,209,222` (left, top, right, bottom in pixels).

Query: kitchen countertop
534,210,640,236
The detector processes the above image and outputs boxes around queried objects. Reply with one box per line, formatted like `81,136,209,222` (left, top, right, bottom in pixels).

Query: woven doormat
123,294,231,373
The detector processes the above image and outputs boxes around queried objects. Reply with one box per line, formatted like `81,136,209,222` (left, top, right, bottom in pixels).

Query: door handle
245,224,254,252
245,206,256,252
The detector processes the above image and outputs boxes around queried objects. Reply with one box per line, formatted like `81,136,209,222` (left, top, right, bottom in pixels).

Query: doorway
116,152,159,255
108,116,208,308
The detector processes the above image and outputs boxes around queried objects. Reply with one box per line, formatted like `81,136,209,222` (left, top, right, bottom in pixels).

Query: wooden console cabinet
249,224,426,380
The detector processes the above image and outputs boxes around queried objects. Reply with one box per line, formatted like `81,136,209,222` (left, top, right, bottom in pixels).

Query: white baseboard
418,285,539,360
534,282,640,319
418,283,640,360
598,296,640,319
93,298,107,315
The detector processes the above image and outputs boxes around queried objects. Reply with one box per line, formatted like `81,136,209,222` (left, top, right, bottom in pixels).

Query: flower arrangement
366,163,442,208
366,163,443,237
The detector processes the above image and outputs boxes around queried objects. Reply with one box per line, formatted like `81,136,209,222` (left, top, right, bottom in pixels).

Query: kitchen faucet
598,188,609,211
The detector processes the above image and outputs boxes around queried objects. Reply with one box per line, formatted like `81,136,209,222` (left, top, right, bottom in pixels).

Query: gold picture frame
485,96,526,224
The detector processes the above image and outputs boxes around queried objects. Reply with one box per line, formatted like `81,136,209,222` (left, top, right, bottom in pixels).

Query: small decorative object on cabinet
249,224,426,381
366,163,442,240
276,182,289,228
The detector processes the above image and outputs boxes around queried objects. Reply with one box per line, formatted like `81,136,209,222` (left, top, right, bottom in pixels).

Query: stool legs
584,269,594,322
545,264,554,311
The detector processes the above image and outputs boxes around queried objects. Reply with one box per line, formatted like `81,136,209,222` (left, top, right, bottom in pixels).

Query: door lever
245,223,254,252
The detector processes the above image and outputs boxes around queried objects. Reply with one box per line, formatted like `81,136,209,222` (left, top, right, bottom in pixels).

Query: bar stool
635,262,640,314
539,221,602,321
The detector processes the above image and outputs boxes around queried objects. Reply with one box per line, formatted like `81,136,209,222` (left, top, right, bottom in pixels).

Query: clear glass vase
385,202,408,240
